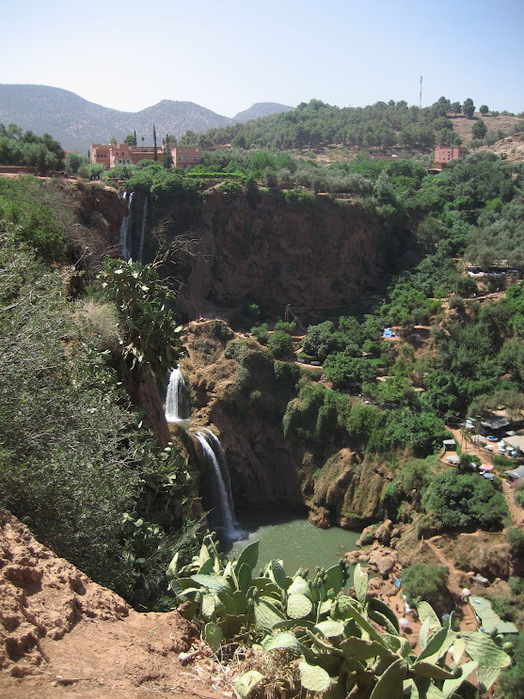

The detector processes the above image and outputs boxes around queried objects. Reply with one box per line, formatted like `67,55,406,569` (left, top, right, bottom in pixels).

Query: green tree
479,105,489,116
463,98,475,119
162,133,173,168
267,330,294,358
153,123,158,161
499,630,524,698
401,562,450,611
423,470,509,531
64,152,88,174
472,119,488,140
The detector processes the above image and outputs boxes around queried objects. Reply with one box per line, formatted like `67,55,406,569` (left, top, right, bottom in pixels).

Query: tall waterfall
165,367,190,423
195,429,244,541
138,195,148,264
120,191,134,261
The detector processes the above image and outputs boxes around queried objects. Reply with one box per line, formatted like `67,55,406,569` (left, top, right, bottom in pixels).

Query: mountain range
0,85,293,153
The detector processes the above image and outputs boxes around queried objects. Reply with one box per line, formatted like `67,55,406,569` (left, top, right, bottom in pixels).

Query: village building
433,146,468,163
89,143,202,170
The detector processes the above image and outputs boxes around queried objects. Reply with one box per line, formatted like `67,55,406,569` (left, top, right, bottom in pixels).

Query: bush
401,562,449,610
250,323,269,344
506,527,524,558
514,481,524,508
267,330,294,358
423,470,509,531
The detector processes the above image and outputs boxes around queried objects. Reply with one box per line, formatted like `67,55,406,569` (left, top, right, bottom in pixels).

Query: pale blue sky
2,0,523,116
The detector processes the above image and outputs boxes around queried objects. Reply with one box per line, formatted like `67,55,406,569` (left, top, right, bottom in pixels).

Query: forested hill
0,84,292,153
180,97,524,153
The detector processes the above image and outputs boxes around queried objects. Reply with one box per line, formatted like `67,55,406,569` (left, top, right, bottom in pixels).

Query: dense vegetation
0,179,200,609
0,122,64,170
179,96,523,151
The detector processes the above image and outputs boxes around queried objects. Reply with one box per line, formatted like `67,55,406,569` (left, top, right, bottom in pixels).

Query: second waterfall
165,368,244,542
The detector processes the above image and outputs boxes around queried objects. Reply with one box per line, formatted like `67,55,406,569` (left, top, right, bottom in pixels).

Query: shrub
267,330,294,358
401,562,450,611
514,481,524,508
423,470,509,531
506,527,524,558
250,323,269,344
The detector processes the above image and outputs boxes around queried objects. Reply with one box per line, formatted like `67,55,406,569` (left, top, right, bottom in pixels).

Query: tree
124,132,137,146
463,98,475,119
472,119,488,140
153,123,158,162
479,105,489,116
64,152,88,174
162,133,173,168
499,630,524,699
401,562,450,611
423,470,509,531
267,330,293,358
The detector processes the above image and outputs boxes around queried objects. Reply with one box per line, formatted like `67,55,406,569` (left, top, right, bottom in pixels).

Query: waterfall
165,367,190,423
120,191,134,261
138,195,148,264
195,429,244,541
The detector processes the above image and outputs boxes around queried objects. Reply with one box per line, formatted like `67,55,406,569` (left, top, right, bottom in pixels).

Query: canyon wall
164,189,400,319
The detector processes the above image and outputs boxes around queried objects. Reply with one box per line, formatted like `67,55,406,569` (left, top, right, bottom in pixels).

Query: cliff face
172,190,394,318
180,322,392,528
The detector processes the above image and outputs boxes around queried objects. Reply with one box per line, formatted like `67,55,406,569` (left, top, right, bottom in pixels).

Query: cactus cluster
168,535,510,698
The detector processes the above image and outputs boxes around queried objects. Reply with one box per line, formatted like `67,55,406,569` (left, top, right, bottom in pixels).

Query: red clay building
89,143,202,170
434,146,468,163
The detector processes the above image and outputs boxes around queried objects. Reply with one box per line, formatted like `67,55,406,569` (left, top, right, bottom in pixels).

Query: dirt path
424,539,479,632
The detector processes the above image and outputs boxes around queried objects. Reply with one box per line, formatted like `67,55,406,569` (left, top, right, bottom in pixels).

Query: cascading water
195,429,244,542
138,195,148,264
120,191,134,261
165,367,191,423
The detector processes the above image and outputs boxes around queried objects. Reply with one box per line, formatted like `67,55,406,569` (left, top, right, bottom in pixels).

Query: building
434,146,468,164
89,143,202,170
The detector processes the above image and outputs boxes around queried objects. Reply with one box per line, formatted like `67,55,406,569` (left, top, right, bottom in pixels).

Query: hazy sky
2,0,523,116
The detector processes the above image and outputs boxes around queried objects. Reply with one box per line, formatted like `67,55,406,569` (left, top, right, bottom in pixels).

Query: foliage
96,258,186,383
168,537,510,697
283,383,348,448
0,122,64,170
514,481,524,508
401,563,450,610
506,527,524,558
0,222,138,589
499,629,524,699
267,330,294,358
0,214,200,606
423,471,509,531
0,176,69,261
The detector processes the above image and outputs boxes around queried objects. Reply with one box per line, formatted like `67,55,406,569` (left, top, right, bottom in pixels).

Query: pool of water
223,507,360,577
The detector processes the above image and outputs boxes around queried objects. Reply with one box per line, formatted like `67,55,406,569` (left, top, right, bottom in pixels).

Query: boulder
375,519,393,546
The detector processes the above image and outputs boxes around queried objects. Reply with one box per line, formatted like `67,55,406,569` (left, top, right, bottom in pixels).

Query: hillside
0,85,292,153
0,509,223,699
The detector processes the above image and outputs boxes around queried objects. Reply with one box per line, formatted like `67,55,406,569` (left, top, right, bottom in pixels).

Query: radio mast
419,76,423,108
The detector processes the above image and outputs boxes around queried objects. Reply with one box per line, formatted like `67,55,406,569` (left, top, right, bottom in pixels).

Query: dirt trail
424,539,479,632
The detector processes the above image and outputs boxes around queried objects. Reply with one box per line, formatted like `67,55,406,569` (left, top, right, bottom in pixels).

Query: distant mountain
233,102,294,122
0,85,292,153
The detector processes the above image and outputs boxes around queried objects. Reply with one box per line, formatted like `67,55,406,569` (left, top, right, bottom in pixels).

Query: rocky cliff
164,188,399,319
178,321,393,528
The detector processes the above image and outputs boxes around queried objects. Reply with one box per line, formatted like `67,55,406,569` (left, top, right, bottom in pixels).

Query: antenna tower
419,76,423,108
